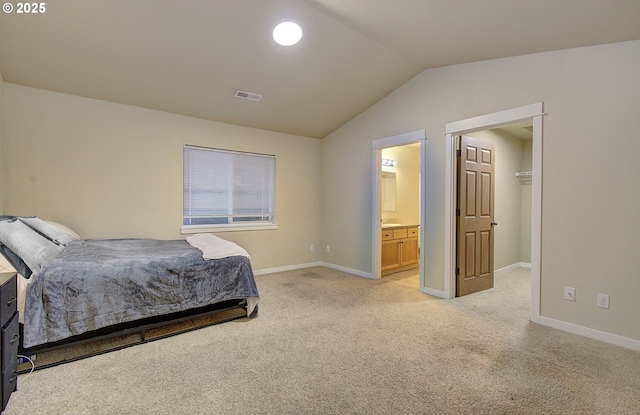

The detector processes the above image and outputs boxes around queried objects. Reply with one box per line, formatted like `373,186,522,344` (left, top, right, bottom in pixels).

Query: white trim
445,103,544,135
444,133,456,299
253,261,323,276
539,316,640,352
320,262,374,279
444,103,544,327
529,114,543,323
372,150,382,280
253,261,374,279
418,137,428,294
422,287,447,298
495,262,531,275
181,223,278,234
372,129,426,149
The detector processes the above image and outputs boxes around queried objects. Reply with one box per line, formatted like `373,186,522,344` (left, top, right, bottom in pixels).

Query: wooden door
400,236,419,266
457,135,495,296
381,239,401,271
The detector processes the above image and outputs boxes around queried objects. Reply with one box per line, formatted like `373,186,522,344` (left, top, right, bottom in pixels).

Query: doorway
444,103,544,322
380,144,421,286
456,127,533,297
372,130,427,292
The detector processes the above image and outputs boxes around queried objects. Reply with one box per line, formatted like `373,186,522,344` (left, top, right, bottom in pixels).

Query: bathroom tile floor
383,268,419,289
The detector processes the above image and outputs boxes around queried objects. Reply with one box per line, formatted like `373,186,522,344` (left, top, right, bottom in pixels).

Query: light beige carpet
5,266,640,415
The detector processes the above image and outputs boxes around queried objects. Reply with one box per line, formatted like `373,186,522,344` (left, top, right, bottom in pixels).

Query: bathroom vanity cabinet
381,225,419,275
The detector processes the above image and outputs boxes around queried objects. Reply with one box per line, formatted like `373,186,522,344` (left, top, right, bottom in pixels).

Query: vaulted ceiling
1,0,639,138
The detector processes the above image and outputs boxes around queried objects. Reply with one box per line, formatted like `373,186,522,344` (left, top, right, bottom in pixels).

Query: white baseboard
421,286,447,298
253,261,374,279
253,262,323,276
495,262,531,275
318,262,374,279
539,316,640,352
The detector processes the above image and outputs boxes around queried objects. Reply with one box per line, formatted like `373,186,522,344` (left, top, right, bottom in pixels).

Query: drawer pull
10,334,19,344
6,296,17,306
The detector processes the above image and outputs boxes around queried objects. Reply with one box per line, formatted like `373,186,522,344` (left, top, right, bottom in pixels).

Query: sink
381,224,403,229
381,223,419,229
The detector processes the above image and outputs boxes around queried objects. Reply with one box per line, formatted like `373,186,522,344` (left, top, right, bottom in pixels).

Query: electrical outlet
597,293,610,309
325,245,330,252
310,245,315,252
564,287,576,302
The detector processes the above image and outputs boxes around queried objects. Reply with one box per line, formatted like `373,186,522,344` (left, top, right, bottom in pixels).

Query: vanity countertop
381,224,419,229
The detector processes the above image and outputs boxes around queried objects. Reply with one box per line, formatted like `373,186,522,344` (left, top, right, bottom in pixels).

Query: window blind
183,145,275,229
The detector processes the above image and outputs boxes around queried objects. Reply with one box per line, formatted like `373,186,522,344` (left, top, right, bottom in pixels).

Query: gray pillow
0,219,63,276
0,244,32,278
19,216,78,246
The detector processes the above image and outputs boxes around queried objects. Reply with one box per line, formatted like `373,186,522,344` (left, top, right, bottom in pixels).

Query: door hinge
456,208,460,217
456,149,461,157
455,267,460,276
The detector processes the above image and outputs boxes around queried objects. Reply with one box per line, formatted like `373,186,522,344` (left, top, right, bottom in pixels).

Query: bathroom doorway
372,130,427,292
380,144,421,288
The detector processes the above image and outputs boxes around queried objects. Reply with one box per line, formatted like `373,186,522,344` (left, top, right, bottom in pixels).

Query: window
182,145,276,233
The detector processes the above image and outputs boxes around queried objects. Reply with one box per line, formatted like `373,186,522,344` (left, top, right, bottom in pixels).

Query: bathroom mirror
381,171,396,212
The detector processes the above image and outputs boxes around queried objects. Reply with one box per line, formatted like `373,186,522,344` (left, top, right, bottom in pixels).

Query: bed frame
18,299,257,373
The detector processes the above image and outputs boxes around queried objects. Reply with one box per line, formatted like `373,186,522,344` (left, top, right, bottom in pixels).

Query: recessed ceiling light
273,20,302,46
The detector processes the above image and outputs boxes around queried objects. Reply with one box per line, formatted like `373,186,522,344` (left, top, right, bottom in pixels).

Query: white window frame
181,145,277,234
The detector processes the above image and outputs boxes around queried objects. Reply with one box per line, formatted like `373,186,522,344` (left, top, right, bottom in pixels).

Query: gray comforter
23,238,259,348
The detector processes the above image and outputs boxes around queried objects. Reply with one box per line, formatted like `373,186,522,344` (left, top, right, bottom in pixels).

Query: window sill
181,223,278,234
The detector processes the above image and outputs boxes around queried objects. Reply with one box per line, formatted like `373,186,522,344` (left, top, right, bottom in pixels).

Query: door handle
491,222,498,226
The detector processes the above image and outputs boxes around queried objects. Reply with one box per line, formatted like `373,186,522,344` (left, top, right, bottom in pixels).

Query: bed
0,216,259,356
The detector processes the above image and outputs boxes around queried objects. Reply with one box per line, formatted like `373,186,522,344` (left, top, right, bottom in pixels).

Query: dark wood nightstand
1,271,18,413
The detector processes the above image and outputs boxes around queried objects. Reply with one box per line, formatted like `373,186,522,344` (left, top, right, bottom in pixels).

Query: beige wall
3,84,323,272
467,129,524,270
381,145,420,226
321,40,640,341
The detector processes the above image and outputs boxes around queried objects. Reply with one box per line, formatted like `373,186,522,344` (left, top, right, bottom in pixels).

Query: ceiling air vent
234,90,263,102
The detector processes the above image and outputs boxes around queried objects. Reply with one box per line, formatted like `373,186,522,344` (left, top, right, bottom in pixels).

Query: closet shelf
516,171,532,184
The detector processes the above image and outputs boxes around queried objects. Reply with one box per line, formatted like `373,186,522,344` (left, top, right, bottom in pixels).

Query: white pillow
19,217,79,246
45,220,81,240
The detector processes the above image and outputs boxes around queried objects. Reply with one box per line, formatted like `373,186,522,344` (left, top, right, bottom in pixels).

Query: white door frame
372,130,427,290
444,103,544,323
